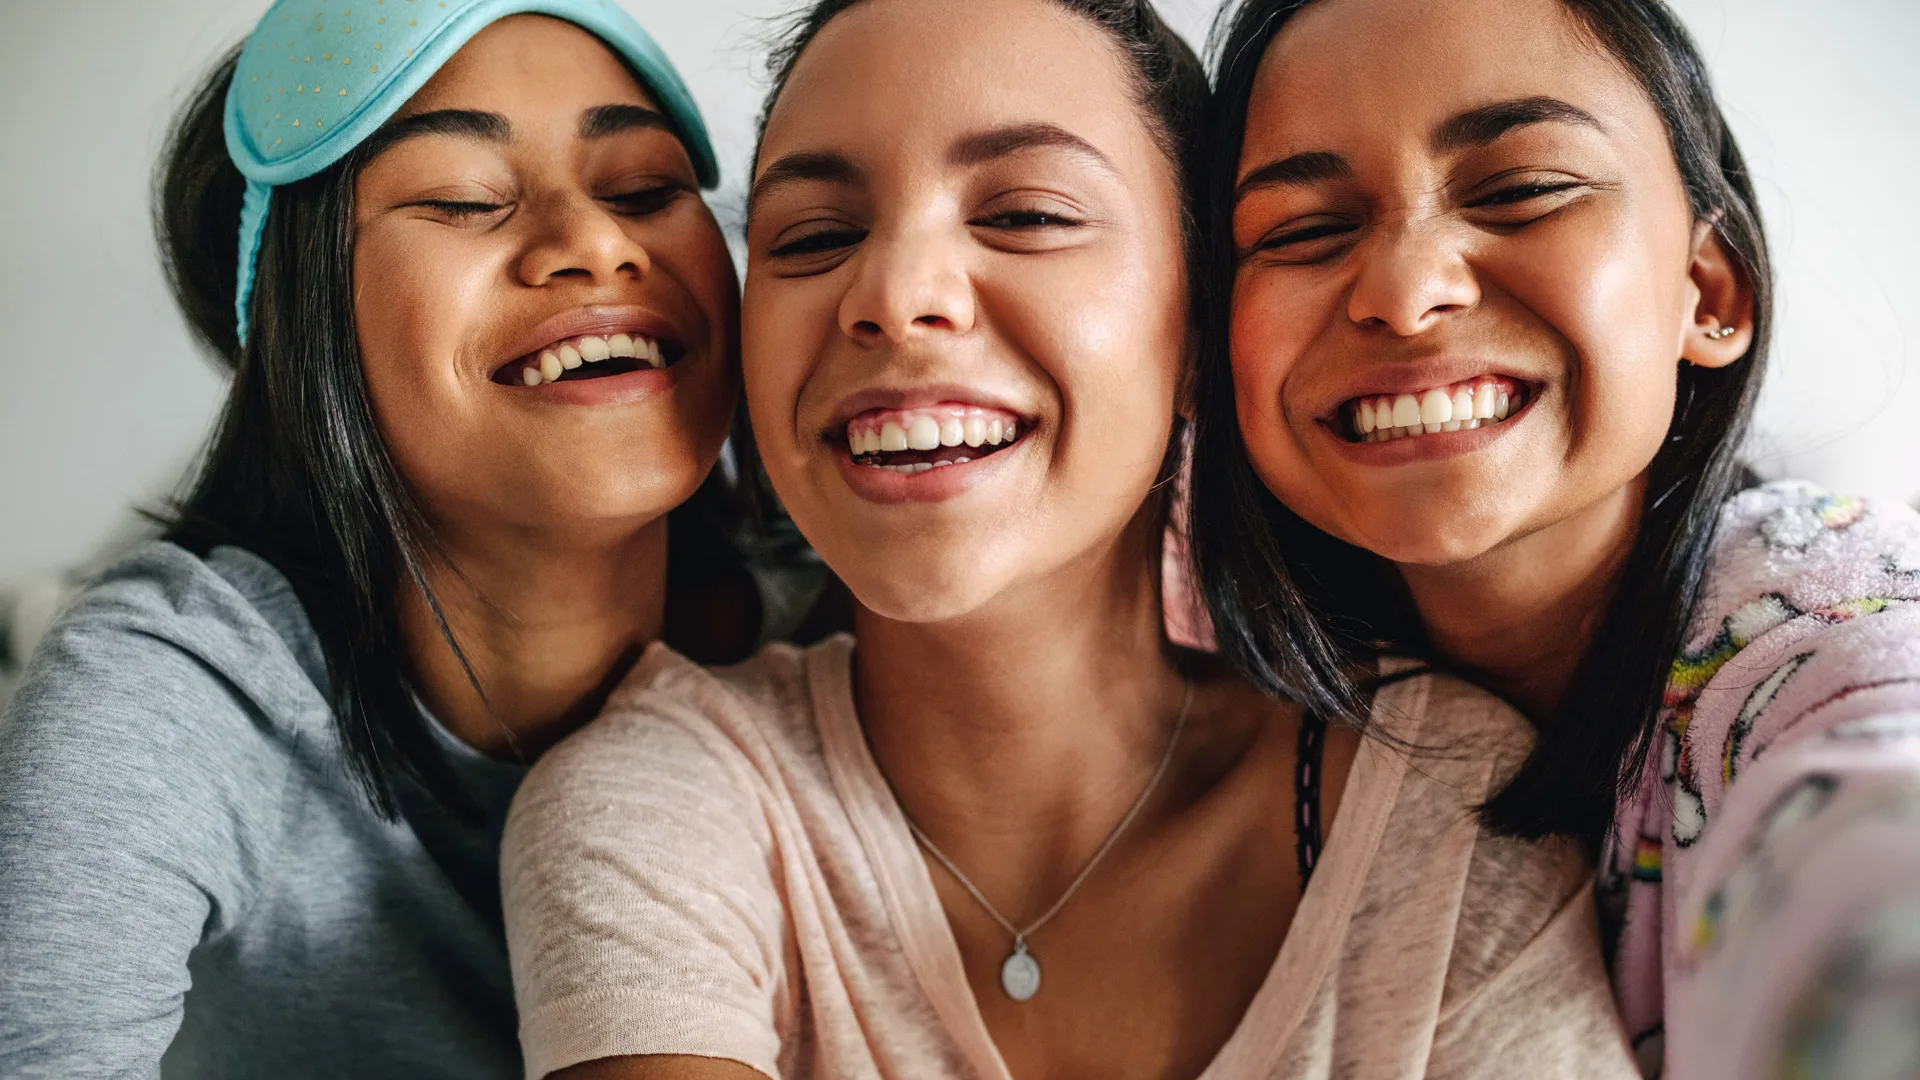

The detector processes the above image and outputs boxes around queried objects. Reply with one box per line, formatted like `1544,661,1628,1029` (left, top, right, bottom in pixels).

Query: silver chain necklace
900,680,1193,1002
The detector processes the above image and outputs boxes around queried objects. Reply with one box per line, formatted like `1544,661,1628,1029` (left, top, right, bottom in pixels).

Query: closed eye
1244,216,1358,265
411,199,506,218
767,225,866,260
603,184,685,216
1466,181,1586,208
971,209,1083,229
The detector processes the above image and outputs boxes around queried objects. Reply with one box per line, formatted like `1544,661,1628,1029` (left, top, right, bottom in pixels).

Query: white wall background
0,0,1914,584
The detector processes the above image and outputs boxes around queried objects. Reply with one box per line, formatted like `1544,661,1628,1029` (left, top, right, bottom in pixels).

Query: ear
1679,219,1756,368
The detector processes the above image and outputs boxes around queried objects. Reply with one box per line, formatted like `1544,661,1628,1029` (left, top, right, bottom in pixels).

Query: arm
552,1057,769,1080
1663,556,1920,1078
502,700,790,1080
0,614,280,1077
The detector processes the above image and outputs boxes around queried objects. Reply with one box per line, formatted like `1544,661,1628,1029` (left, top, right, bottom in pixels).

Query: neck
398,516,670,761
855,511,1187,853
1398,479,1643,720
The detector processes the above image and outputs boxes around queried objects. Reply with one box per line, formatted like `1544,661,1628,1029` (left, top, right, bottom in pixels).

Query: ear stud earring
1706,325,1738,340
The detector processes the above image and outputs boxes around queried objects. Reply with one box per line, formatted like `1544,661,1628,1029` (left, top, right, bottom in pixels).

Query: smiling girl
0,4,817,1077
501,2,1635,1078
1194,0,1920,1076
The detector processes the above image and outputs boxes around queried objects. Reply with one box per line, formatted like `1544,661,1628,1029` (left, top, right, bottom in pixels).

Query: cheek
1498,201,1690,454
1227,275,1309,470
740,275,839,484
351,229,501,471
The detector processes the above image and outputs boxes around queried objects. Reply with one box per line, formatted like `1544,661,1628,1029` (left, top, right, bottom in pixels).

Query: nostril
913,315,947,328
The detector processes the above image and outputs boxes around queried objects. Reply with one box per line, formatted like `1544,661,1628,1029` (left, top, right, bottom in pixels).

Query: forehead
399,15,654,117
759,0,1151,175
1246,0,1653,158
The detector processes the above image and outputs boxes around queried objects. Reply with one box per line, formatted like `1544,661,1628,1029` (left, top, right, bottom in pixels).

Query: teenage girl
1193,0,1920,1076
501,1,1636,1078
0,4,816,1076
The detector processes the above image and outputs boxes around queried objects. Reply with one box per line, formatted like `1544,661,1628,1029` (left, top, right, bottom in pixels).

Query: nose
514,192,652,288
1345,217,1479,336
837,225,976,346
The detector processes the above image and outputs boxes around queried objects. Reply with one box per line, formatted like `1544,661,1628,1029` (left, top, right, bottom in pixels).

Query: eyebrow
362,108,510,161
1233,96,1604,204
747,151,866,220
580,104,673,140
1235,150,1352,201
1432,95,1603,152
948,122,1118,174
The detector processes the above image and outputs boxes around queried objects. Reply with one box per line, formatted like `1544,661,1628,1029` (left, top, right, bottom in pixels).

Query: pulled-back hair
1189,0,1772,850
751,0,1211,498
755,0,1208,301
155,48,767,819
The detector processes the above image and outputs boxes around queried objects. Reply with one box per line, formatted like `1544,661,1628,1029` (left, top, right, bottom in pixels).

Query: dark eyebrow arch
948,122,1118,175
362,109,510,162
1432,96,1603,152
581,104,672,140
747,151,866,220
1234,151,1352,202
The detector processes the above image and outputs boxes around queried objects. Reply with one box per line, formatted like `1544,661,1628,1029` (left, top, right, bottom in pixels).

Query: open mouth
839,405,1027,474
492,331,685,386
1339,376,1531,443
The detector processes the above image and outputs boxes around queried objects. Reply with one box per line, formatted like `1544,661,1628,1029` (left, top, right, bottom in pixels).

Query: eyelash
409,184,683,220
1253,180,1588,258
604,184,684,215
766,207,1083,261
417,199,501,218
1466,180,1585,208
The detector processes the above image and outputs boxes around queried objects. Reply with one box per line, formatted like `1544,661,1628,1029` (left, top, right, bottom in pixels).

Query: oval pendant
1000,941,1041,1001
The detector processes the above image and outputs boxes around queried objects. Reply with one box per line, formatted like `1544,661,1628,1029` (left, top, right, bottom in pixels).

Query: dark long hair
155,49,766,819
1190,0,1773,849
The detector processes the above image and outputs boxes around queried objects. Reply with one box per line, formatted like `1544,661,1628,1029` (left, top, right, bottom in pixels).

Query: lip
824,383,1035,434
1318,391,1536,465
831,434,1028,504
494,304,692,380
1312,357,1541,423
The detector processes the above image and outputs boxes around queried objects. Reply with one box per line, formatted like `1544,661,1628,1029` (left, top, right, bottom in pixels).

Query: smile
494,332,682,387
843,405,1026,474
1342,376,1528,443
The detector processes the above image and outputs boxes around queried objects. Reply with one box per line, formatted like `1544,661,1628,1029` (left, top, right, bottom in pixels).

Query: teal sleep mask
223,0,720,344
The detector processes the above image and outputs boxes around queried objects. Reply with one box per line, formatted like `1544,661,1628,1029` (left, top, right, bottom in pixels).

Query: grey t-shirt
0,542,528,1079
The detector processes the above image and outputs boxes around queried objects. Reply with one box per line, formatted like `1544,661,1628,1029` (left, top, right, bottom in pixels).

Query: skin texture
349,15,742,756
565,0,1354,1077
1230,0,1754,716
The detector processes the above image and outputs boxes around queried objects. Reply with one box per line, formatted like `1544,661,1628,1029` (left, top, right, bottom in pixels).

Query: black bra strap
1295,709,1327,886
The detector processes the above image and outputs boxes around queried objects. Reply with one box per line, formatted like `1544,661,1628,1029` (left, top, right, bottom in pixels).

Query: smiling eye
974,208,1082,229
768,225,866,260
1468,181,1585,208
1247,217,1357,264
604,184,684,216
416,199,506,218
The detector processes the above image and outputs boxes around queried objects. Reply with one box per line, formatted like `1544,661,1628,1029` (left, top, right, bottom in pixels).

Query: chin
832,548,1018,627
1342,510,1511,569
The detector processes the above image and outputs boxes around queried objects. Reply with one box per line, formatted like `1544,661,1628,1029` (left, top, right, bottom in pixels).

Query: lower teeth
865,457,974,474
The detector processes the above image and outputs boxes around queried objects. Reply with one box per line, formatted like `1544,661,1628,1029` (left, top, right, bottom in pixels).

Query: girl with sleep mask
0,3,824,1076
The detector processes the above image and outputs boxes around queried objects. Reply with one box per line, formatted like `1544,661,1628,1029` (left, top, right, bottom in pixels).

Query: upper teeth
518,333,665,385
847,407,1021,457
1352,379,1516,442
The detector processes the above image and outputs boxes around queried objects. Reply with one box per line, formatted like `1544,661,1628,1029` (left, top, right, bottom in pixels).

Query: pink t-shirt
503,638,1635,1079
